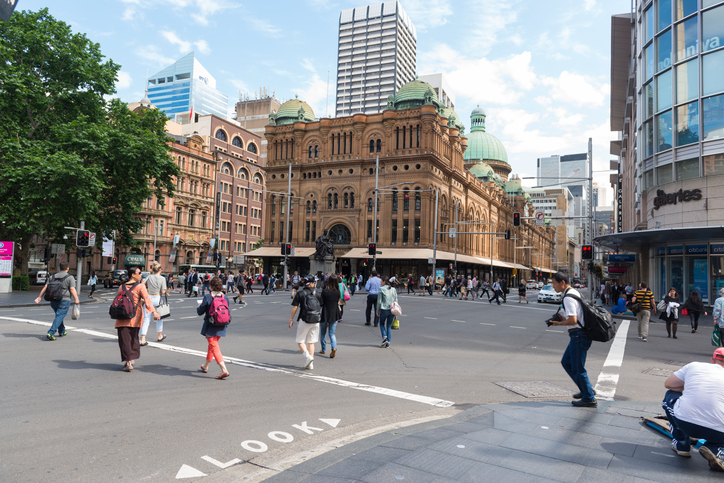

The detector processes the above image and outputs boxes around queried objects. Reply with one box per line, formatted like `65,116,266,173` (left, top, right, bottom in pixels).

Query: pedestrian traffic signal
284,243,292,256
582,245,593,260
44,246,51,262
368,243,376,255
513,212,520,226
76,230,90,247
504,229,511,240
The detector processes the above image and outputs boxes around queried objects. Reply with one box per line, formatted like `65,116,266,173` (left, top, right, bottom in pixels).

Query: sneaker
308,361,313,370
319,351,326,355
46,334,56,341
381,338,387,347
304,352,314,369
58,330,68,337
572,389,596,399
384,341,390,348
571,399,597,408
699,446,724,471
330,348,336,359
671,442,691,457
642,338,648,342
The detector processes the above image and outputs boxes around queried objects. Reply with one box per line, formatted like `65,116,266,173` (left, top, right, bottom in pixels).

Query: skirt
117,327,141,362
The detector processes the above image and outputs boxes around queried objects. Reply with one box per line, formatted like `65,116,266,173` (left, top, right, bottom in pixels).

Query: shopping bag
391,316,399,330
713,326,722,348
657,299,667,311
71,304,80,320
681,308,689,316
155,294,171,319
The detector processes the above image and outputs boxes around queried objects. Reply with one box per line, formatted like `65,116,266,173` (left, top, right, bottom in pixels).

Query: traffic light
504,229,511,240
513,212,520,227
76,230,90,247
44,246,51,262
107,256,113,265
284,243,292,256
112,257,117,265
582,244,593,260
368,243,376,255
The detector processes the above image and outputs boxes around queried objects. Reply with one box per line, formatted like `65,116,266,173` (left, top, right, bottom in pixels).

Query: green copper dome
439,106,464,132
464,106,508,165
393,80,441,111
469,161,495,178
274,97,315,125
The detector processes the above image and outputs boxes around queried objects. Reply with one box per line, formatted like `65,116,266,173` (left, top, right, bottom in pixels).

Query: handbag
713,325,722,348
657,299,667,311
390,301,402,316
155,293,171,319
391,316,399,330
681,308,689,316
343,286,351,301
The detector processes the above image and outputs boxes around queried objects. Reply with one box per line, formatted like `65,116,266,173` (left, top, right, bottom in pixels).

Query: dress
320,288,342,352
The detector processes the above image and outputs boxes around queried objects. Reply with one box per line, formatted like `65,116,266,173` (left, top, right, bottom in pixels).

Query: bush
12,275,30,291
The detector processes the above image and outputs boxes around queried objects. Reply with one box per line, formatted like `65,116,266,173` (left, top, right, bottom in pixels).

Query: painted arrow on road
175,464,206,479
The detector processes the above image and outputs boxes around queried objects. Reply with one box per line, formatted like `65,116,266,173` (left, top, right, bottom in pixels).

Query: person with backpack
35,262,80,340
319,275,342,359
233,271,246,305
112,267,160,372
197,277,231,379
547,272,597,408
289,275,322,370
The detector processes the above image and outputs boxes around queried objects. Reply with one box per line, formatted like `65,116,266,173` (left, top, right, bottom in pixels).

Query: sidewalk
0,285,101,308
262,400,721,482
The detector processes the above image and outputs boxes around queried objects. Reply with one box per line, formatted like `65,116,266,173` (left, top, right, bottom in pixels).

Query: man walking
186,269,198,297
34,262,80,340
262,272,270,295
632,281,657,342
365,271,381,326
289,275,321,370
499,278,508,303
489,278,502,305
418,273,426,296
291,271,301,299
547,272,597,408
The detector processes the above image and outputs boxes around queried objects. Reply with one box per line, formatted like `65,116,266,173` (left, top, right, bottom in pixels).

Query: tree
0,9,179,273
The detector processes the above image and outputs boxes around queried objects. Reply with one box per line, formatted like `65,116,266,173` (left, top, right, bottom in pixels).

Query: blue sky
20,0,631,200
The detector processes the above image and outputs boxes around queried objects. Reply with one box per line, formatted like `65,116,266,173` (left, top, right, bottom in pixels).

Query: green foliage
0,9,179,272
253,238,265,250
12,275,29,291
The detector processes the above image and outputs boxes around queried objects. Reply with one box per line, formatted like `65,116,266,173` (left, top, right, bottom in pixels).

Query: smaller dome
471,105,486,116
439,106,464,131
393,79,440,111
139,89,153,107
469,161,495,179
275,97,315,125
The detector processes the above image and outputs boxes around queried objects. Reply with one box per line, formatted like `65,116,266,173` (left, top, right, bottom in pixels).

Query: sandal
140,342,148,346
157,335,167,342
199,366,208,373
123,365,133,372
216,373,229,380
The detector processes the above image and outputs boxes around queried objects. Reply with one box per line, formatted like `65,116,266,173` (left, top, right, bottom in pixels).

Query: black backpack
44,273,70,302
302,288,321,324
563,291,617,342
109,283,140,320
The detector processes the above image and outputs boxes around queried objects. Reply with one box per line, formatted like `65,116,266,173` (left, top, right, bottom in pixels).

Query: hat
304,274,316,284
713,348,724,362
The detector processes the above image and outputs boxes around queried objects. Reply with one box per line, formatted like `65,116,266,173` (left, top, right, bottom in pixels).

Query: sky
18,0,633,202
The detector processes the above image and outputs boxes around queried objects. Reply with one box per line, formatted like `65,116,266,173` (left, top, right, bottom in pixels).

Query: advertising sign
694,259,708,301
656,246,666,256
686,245,708,255
609,254,636,263
607,267,628,273
617,177,623,233
435,269,445,282
668,246,684,255
0,241,14,276
712,244,724,255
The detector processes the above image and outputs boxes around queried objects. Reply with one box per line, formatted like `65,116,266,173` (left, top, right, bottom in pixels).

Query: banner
0,241,14,276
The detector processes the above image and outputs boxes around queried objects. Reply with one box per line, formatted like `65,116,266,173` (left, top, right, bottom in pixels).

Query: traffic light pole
431,188,439,287
76,221,84,294
372,155,379,272
588,138,594,302
283,163,291,291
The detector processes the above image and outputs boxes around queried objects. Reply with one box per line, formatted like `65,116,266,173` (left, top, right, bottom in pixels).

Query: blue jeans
202,282,210,296
561,328,595,401
319,321,338,352
48,300,70,336
663,390,724,452
379,309,395,343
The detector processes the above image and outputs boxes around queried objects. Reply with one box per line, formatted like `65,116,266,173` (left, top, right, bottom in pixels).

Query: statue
423,87,435,105
297,106,305,121
386,94,395,110
314,229,335,261
268,110,276,125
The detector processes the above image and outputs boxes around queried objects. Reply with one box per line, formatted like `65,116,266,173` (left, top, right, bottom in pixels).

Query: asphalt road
1,287,717,481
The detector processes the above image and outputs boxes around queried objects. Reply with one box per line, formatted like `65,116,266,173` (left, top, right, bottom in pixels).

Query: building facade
335,1,417,117
254,80,556,282
418,73,456,110
234,88,282,166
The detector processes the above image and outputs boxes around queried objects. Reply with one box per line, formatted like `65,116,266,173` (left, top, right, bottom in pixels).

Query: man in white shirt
548,272,596,407
663,347,724,471
489,279,502,305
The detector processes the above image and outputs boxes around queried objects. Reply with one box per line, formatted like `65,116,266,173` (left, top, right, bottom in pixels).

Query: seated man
612,296,628,314
663,348,724,471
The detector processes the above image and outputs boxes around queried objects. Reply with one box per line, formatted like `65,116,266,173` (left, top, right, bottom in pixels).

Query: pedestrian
140,261,167,346
470,276,477,300
291,271,301,298
202,273,211,296
262,272,270,295
659,287,681,339
605,281,612,305
114,267,160,372
233,271,246,305
319,275,342,358
168,274,175,292
500,278,508,303
246,274,254,294
88,271,98,298
419,273,426,296
35,261,81,340
714,288,724,346
518,282,529,303
631,281,656,342
625,282,634,301
349,272,356,296
407,275,415,295
376,275,398,348
337,275,349,321
289,275,321,370
365,271,381,326
489,278,502,305
427,274,434,296
682,290,707,333
357,273,363,292
662,347,724,470
227,271,235,294
547,272,597,408
270,274,277,294
600,282,606,305
197,277,230,379
481,279,490,299
186,270,198,298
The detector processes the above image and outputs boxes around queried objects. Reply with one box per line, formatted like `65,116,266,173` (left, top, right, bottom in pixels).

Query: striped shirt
634,289,655,310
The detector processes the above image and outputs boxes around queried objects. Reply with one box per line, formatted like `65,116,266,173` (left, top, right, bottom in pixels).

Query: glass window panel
703,94,724,140
676,0,698,20
645,120,654,157
675,58,698,103
703,4,724,53
657,29,673,72
675,16,698,61
656,70,672,111
704,153,724,175
658,0,672,32
676,157,700,180
676,101,699,146
645,83,654,118
656,110,673,152
657,164,673,184
645,170,655,189
645,5,654,43
645,44,654,80
704,50,724,96
703,0,724,7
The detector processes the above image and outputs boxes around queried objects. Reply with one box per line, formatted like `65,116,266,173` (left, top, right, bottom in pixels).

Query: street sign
428,258,433,264
233,255,245,264
0,242,14,277
89,232,96,246
51,243,65,255
448,227,456,238
535,212,545,221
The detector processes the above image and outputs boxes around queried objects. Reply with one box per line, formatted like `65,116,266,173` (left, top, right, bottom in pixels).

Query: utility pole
490,221,494,283
431,188,439,287
372,155,379,272
76,221,84,294
283,163,291,290
453,200,458,277
152,220,158,264
587,137,594,301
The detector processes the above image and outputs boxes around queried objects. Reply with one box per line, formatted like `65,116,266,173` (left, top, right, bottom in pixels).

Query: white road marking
451,320,466,323
350,309,360,311
594,319,630,401
180,316,197,319
319,418,341,428
480,322,495,326
510,326,526,329
546,329,564,333
424,317,437,320
0,316,454,408
176,464,206,479
200,455,240,469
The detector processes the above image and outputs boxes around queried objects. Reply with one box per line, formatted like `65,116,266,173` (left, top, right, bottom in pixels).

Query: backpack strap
562,291,586,329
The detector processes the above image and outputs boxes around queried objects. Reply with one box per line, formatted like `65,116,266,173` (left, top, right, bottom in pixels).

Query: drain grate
495,381,574,398
642,367,673,377
665,360,688,367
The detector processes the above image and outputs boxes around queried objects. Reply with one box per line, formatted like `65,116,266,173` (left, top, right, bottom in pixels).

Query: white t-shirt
673,362,724,432
562,287,585,326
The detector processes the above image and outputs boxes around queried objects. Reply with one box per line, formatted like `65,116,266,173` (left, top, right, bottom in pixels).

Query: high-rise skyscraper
335,1,417,117
537,153,590,238
146,52,228,123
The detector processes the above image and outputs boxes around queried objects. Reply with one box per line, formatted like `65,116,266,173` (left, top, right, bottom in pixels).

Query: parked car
103,269,128,288
34,271,48,285
537,281,544,289
537,284,562,303
526,280,538,289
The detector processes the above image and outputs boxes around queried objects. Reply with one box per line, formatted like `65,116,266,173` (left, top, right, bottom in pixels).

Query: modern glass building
604,0,724,304
146,52,228,122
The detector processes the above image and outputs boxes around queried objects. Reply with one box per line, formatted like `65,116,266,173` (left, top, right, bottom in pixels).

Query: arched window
186,251,194,265
392,189,398,211
396,127,400,149
328,224,352,245
376,139,382,152
237,168,248,180
350,193,355,209
309,146,313,158
247,143,258,154
416,125,420,147
403,188,410,211
306,201,311,214
369,139,375,153
314,145,319,158
215,129,227,142
252,173,263,184
415,188,421,210
402,126,406,148
221,162,233,175
333,193,338,209
344,192,349,209
312,200,317,213
271,195,276,214
328,193,333,210
232,136,243,148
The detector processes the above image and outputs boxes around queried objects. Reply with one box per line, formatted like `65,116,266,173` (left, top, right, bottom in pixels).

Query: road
0,286,716,481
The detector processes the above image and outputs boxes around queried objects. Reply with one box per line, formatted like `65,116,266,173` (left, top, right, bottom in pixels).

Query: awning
123,254,146,267
244,246,317,258
340,247,518,269
595,226,724,251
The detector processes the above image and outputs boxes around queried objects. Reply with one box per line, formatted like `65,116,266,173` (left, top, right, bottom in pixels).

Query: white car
537,281,544,289
35,271,48,285
537,284,562,303
526,280,537,289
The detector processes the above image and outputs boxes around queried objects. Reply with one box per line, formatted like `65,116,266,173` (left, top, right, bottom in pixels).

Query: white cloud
548,107,585,128
584,0,597,11
160,31,211,55
403,0,454,31
230,79,251,97
247,17,282,37
136,46,176,67
542,71,609,107
465,0,522,54
301,58,316,73
116,71,133,90
293,74,331,118
121,0,240,27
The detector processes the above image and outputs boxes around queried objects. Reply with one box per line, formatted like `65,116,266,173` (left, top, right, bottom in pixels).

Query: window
344,192,349,209
414,219,421,243
232,136,243,148
644,44,654,81
252,173,263,184
644,83,654,119
676,158,699,180
656,29,672,73
703,49,724,96
391,219,397,243
328,193,333,210
657,70,672,112
306,201,311,214
215,130,227,142
402,219,409,243
656,110,673,152
676,58,698,103
334,193,338,209
238,168,248,180
392,189,398,211
248,143,257,154
416,125,420,147
657,164,673,185
657,0,671,32
175,207,182,224
329,224,351,245
271,195,276,214
676,0,697,21
201,211,207,228
403,188,409,211
369,139,375,153
314,145,319,158
703,5,724,54
271,222,275,243
703,94,724,140
676,16,698,62
306,221,310,242
376,139,382,152
368,197,373,212
367,220,373,242
644,120,654,157
309,146,314,158
644,5,653,42
350,193,354,209
676,101,699,146
311,221,316,241
188,209,195,226
415,189,421,210
704,153,724,175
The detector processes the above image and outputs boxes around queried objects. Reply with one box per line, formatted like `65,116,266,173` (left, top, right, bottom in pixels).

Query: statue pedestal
309,255,335,276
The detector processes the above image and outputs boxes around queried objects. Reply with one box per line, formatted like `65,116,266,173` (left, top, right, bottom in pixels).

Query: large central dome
274,97,315,125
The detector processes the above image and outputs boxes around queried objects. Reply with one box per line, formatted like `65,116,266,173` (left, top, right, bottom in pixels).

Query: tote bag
155,294,171,319
390,301,402,316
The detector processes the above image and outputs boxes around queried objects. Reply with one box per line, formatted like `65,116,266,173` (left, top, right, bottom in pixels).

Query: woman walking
319,275,342,358
659,287,681,339
337,275,349,321
140,262,167,346
713,288,724,346
518,282,529,303
115,267,160,372
197,277,230,379
376,276,398,348
88,271,98,298
682,290,707,333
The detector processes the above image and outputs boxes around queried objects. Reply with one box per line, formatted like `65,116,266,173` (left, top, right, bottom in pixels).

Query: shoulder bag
390,293,402,316
155,293,171,319
713,325,722,348
657,298,667,311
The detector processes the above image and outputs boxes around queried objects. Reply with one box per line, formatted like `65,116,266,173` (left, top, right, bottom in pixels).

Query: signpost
0,242,14,293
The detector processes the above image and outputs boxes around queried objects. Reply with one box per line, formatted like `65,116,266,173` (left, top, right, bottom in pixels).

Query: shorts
295,321,320,344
